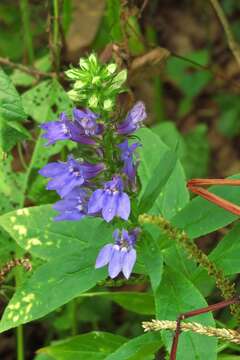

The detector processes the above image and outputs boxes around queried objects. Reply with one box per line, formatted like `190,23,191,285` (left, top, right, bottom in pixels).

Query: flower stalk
142,319,240,344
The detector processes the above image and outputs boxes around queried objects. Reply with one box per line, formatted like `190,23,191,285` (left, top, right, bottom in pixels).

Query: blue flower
95,228,139,279
117,101,146,135
41,112,96,146
118,140,140,186
53,188,89,221
73,108,103,136
39,155,104,198
87,175,130,222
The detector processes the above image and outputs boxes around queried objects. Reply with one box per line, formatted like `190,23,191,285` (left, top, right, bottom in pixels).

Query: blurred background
1,0,240,358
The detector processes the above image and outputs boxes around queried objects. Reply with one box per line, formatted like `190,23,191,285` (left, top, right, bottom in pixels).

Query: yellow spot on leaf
13,315,19,322
13,225,27,236
22,293,35,303
17,209,30,216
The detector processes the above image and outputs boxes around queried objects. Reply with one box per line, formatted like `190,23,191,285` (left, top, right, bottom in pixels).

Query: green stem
19,0,35,64
53,0,60,73
70,299,78,336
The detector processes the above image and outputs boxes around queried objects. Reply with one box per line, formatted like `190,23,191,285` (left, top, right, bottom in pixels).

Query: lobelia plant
39,53,146,279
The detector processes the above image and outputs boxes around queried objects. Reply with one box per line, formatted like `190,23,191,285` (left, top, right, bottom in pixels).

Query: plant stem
19,0,35,64
53,0,60,73
209,0,240,68
70,299,78,336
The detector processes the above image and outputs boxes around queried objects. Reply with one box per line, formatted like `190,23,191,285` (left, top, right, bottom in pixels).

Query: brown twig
0,56,57,79
0,257,32,283
209,0,240,68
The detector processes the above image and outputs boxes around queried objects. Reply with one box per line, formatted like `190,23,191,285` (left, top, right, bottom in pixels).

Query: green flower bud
107,63,117,74
65,69,80,80
88,95,98,108
79,58,89,71
74,80,85,89
92,76,101,85
103,99,113,111
89,54,98,67
111,69,127,90
68,89,81,102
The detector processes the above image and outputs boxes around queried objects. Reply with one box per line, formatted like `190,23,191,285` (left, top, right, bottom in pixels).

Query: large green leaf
172,174,240,239
209,222,240,274
140,232,163,294
0,67,26,121
106,332,162,360
0,67,29,151
22,79,72,123
156,266,216,360
0,247,107,333
0,206,113,259
138,150,177,213
39,331,126,360
137,128,189,220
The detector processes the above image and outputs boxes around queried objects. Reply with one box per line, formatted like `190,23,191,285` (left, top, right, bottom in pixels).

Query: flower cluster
39,54,147,279
65,54,127,112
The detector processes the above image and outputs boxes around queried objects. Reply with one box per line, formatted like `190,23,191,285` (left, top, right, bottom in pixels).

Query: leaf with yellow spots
0,247,107,333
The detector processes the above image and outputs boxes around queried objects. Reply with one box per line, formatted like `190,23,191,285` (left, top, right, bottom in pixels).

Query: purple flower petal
122,248,136,279
117,193,130,220
88,189,104,214
39,162,66,177
95,244,113,268
102,193,118,222
108,246,122,278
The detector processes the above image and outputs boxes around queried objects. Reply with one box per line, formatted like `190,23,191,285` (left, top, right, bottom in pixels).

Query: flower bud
103,99,113,111
88,95,99,108
107,63,117,74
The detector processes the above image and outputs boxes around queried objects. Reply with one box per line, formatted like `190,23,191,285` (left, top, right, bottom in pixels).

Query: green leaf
0,206,113,259
80,291,155,315
22,79,72,123
210,222,240,274
106,332,162,360
172,174,240,239
156,266,217,360
0,67,26,121
137,128,189,220
0,247,107,332
140,232,163,293
39,331,126,360
0,67,28,151
139,150,177,213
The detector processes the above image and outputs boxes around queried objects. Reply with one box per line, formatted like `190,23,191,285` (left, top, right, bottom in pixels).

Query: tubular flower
95,228,140,279
41,112,96,146
39,155,104,198
118,140,140,186
87,176,130,222
53,188,89,221
73,108,104,136
117,101,147,135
